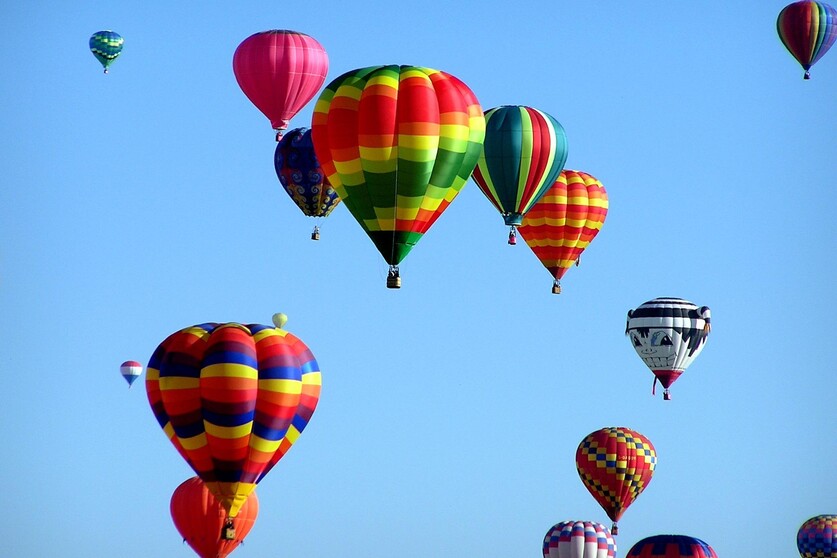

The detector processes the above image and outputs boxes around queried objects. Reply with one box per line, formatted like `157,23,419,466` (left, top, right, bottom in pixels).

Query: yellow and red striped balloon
518,170,608,293
146,319,321,518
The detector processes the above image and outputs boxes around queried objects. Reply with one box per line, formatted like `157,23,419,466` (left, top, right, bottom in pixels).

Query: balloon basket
551,281,561,295
804,71,811,80
663,390,671,401
507,227,517,245
222,520,236,541
386,266,401,289
311,226,320,241
611,522,618,535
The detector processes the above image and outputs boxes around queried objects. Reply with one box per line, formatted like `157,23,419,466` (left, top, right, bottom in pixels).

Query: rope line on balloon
387,140,400,289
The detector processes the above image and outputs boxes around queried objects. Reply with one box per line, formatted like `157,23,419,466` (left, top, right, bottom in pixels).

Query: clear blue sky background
1,2,834,557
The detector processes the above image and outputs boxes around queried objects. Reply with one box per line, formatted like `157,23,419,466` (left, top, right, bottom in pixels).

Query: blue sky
1,2,834,557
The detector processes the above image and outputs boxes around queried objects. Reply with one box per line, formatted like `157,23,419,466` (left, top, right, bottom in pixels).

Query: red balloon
233,30,329,138
170,476,259,558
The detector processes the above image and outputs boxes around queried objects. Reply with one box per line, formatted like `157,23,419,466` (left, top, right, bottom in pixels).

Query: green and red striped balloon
471,105,568,242
777,1,837,79
146,318,321,518
312,65,485,278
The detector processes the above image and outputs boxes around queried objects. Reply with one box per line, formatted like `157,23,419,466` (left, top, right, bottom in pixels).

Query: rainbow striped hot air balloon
777,1,837,79
471,105,568,245
312,64,485,288
145,315,321,527
518,170,608,294
89,31,123,74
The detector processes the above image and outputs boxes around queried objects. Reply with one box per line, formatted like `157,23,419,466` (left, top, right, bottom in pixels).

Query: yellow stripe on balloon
249,435,283,454
202,362,258,379
159,376,199,390
259,379,303,394
205,422,253,439
180,433,209,451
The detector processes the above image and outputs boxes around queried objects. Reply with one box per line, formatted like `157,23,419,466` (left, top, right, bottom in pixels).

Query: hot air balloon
471,105,568,245
798,514,837,557
120,360,142,387
274,127,341,240
626,535,718,558
233,30,329,140
146,314,321,523
89,31,123,74
543,520,616,558
518,170,608,294
575,427,656,535
626,298,711,400
312,64,485,288
171,477,259,558
777,1,837,79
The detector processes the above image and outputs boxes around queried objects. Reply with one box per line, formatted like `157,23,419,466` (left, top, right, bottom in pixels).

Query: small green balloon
90,30,123,73
272,313,288,329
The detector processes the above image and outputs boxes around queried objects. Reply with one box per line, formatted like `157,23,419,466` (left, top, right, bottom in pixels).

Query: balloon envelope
146,320,321,517
233,30,328,135
120,360,142,387
274,127,340,218
797,514,837,558
626,534,718,558
171,476,258,558
777,1,837,78
575,427,656,533
472,105,568,227
89,31,123,73
543,520,616,558
518,170,608,292
626,297,711,398
312,64,485,268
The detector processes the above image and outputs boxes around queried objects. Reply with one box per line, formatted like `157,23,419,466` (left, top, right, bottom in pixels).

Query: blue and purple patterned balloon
798,515,837,558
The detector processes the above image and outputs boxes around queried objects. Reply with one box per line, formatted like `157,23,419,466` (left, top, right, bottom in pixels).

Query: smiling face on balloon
630,328,679,369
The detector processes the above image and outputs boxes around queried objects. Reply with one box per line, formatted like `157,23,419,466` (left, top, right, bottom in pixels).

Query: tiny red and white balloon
120,360,143,387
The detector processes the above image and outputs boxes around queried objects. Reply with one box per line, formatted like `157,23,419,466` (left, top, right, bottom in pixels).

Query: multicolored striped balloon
575,427,656,535
170,477,259,558
543,520,616,558
518,170,608,294
626,298,711,400
471,105,568,243
146,317,321,518
626,535,718,558
797,514,837,557
312,64,485,284
89,31,123,74
777,1,837,79
233,30,329,138
274,127,340,238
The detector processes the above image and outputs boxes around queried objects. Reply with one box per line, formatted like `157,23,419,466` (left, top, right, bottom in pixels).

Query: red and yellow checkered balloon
575,427,656,534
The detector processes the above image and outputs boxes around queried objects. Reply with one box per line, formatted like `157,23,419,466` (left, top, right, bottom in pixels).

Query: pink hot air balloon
233,30,329,140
